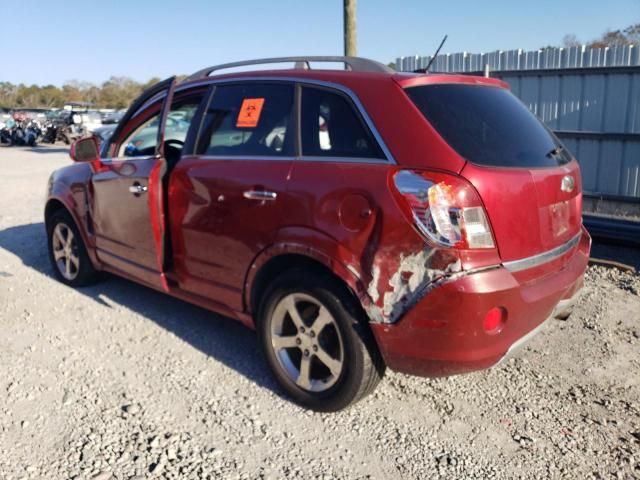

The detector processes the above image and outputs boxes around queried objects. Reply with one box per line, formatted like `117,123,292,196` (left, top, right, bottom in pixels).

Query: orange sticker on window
236,98,265,128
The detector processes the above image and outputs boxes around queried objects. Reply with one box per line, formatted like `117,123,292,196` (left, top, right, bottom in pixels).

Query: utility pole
343,0,357,57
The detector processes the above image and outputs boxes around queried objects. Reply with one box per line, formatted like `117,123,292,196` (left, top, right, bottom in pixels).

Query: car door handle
243,190,277,201
128,184,148,195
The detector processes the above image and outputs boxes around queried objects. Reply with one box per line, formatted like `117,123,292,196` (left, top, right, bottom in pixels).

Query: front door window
116,95,203,159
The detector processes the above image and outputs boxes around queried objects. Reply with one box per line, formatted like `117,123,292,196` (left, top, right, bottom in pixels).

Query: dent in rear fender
248,230,474,325
243,228,368,313
364,247,465,324
258,228,470,326
255,181,471,325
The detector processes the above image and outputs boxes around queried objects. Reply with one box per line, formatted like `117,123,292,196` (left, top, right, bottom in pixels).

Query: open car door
148,78,177,290
90,77,176,292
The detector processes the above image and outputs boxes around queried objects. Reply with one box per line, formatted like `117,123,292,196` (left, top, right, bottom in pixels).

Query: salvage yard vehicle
44,56,591,411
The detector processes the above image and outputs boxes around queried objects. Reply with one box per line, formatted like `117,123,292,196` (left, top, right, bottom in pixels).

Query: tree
589,29,633,48
0,76,171,109
624,23,640,42
562,34,582,48
559,23,640,49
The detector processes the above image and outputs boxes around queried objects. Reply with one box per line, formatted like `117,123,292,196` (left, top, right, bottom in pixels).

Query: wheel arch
44,197,68,225
245,245,371,323
44,195,100,269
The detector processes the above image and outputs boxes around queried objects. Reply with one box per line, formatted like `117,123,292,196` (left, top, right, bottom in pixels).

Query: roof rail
184,56,394,81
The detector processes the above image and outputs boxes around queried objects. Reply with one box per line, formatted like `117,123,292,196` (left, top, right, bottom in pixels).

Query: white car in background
79,111,103,133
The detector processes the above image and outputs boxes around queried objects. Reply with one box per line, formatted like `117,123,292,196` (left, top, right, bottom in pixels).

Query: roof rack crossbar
184,56,393,81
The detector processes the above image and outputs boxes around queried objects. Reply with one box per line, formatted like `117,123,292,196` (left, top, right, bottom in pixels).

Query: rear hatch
405,83,582,263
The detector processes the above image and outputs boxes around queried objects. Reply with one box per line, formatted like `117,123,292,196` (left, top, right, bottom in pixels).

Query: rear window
405,84,571,168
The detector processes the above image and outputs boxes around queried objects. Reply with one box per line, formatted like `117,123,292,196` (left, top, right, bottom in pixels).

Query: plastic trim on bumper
494,288,581,367
502,232,582,273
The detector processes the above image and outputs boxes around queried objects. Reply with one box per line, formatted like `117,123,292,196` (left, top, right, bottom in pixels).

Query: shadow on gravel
24,146,70,154
0,222,280,396
0,145,69,154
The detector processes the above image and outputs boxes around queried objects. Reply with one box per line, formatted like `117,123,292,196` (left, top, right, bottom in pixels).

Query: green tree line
0,76,162,110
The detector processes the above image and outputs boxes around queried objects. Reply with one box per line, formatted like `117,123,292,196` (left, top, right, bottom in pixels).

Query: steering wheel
165,139,184,149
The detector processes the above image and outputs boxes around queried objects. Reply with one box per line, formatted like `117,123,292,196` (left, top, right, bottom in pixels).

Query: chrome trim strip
194,154,390,165
100,155,157,164
243,190,277,201
502,232,582,273
298,155,388,164
197,155,295,162
152,76,397,165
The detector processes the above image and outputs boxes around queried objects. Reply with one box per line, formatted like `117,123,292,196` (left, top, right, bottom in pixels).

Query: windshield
405,84,571,168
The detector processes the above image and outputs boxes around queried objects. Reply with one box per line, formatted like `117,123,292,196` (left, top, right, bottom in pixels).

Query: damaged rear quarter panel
364,244,463,324
283,161,466,325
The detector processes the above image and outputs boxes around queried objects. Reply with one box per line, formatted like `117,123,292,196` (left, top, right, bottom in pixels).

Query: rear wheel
47,209,100,287
258,270,385,411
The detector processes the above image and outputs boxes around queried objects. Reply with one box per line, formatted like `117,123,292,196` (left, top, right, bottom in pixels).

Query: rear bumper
494,292,580,367
370,227,591,377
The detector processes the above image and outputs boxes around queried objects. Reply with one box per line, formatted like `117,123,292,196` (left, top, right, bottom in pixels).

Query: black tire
257,269,385,412
46,209,100,287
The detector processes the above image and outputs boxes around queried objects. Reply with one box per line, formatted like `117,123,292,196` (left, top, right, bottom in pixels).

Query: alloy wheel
51,222,80,281
270,293,344,392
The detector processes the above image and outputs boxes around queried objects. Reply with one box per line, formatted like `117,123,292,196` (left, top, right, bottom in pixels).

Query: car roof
176,56,508,91
179,67,508,92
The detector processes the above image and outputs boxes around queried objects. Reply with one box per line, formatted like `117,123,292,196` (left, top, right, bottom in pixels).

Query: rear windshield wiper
546,145,564,158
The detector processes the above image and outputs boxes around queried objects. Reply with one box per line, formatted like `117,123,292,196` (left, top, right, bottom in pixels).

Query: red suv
45,57,590,411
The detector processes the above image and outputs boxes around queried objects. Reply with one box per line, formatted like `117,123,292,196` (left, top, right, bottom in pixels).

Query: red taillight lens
392,170,495,249
483,307,506,333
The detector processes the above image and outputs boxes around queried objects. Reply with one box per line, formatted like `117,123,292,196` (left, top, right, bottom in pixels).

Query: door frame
93,77,178,291
106,76,176,158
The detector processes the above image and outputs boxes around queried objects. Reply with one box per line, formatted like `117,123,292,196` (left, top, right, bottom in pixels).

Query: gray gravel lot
0,145,639,479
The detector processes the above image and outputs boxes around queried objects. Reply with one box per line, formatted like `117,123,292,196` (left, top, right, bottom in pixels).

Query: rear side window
301,87,385,159
197,83,294,156
406,84,571,168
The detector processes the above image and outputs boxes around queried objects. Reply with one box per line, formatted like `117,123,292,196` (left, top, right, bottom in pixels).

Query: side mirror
70,136,100,163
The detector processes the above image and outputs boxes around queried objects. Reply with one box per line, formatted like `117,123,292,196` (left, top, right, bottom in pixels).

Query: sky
2,0,639,86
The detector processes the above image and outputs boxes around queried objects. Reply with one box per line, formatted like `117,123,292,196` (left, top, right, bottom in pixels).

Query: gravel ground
1,145,639,480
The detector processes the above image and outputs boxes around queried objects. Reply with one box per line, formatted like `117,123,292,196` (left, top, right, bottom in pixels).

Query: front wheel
258,270,385,411
47,209,100,287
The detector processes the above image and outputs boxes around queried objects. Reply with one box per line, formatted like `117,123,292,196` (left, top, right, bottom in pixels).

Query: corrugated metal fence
396,45,640,72
396,46,640,200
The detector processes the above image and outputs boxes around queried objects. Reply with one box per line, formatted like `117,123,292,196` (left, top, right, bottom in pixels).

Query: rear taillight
392,170,495,249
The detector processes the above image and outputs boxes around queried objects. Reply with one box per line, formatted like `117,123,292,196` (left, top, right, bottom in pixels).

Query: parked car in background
44,56,590,411
49,110,85,144
92,124,117,151
101,110,126,125
80,111,103,133
0,112,10,129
